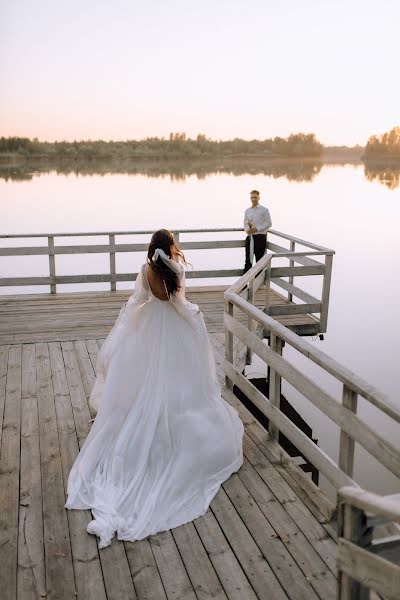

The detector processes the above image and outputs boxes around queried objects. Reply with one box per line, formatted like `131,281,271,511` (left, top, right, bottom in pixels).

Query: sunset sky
1,0,399,146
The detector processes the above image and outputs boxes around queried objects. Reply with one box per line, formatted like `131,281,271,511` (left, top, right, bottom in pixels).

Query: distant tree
364,126,400,158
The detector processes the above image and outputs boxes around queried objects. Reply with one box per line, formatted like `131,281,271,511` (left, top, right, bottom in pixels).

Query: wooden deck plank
243,434,337,573
48,341,108,600
59,341,137,600
0,344,8,450
0,345,22,600
210,488,289,599
125,539,168,600
73,339,96,400
222,388,338,573
35,342,77,599
171,521,229,600
149,530,197,600
17,345,46,600
193,510,259,600
237,458,337,599
85,339,100,369
222,474,320,600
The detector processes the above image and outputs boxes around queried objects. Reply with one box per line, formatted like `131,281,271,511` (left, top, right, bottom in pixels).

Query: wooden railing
0,228,246,292
0,228,334,330
337,487,400,599
224,252,400,489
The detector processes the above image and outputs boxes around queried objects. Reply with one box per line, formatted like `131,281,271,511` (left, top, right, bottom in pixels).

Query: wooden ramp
0,292,338,600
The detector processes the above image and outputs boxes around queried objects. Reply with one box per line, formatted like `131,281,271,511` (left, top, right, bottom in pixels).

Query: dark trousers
243,234,266,273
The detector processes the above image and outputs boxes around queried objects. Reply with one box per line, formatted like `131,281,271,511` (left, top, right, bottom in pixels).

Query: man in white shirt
243,190,272,273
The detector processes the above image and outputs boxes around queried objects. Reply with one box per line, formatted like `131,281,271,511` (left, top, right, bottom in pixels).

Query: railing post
225,298,234,390
174,231,180,245
264,258,271,314
109,234,116,291
249,234,254,268
246,277,254,365
320,253,333,332
268,333,282,441
288,240,295,302
339,385,358,477
263,257,271,337
48,236,56,294
338,500,372,600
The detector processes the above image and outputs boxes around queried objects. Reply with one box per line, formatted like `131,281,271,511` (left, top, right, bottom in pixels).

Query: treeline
364,126,400,159
0,132,323,159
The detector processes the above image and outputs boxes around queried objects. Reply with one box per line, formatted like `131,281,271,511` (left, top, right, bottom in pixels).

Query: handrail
268,228,335,253
0,227,245,238
0,226,337,255
337,486,400,599
339,487,400,523
223,254,400,491
0,229,335,315
225,291,400,422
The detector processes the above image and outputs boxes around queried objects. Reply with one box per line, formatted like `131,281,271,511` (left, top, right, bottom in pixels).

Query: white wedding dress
65,260,244,547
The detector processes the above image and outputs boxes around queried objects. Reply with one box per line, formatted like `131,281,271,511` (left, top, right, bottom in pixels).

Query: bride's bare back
147,265,170,301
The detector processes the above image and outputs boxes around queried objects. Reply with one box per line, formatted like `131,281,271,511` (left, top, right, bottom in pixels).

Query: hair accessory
153,247,181,273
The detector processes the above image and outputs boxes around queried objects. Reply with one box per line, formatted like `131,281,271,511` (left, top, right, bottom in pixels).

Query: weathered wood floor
0,286,319,344
0,290,338,600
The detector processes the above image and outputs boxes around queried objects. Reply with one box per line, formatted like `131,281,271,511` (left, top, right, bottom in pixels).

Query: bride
65,228,244,548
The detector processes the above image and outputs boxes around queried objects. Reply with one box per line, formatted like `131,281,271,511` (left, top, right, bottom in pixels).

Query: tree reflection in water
0,158,323,183
364,163,400,191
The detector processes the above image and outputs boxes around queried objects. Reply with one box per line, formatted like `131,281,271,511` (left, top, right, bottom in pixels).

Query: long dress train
65,261,244,547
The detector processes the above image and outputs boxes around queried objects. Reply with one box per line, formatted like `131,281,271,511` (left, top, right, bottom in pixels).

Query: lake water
1,162,399,497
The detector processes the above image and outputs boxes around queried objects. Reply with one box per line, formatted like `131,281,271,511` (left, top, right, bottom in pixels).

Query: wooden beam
268,333,282,441
48,236,56,294
320,253,333,332
338,487,400,524
268,302,321,316
268,229,335,253
224,359,354,489
338,539,400,599
225,291,400,423
339,386,358,477
271,277,320,305
109,234,116,292
271,265,324,278
225,298,234,390
224,312,400,478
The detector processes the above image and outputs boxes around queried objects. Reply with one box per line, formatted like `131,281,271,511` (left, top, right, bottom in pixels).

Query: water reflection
364,162,400,190
0,158,323,183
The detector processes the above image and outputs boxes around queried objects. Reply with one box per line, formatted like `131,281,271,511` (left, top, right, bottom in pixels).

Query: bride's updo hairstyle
147,229,187,296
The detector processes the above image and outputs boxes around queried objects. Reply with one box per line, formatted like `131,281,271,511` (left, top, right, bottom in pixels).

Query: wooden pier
1,229,399,599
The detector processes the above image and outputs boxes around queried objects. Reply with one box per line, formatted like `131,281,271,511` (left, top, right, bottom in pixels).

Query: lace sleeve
126,263,150,308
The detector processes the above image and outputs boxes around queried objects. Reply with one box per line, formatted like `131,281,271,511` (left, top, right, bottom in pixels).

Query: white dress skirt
65,262,244,547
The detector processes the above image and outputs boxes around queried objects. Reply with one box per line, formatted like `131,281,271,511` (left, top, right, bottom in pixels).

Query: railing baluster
263,257,272,338
264,258,271,314
109,234,116,291
268,332,282,441
48,236,56,294
225,299,234,390
288,240,295,302
246,277,254,365
320,253,333,332
339,385,358,477
338,499,372,599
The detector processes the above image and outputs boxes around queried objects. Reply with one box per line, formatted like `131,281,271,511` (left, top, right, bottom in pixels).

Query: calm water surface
1,164,399,496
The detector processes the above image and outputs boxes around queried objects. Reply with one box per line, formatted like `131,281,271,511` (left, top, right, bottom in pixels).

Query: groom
243,190,272,273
